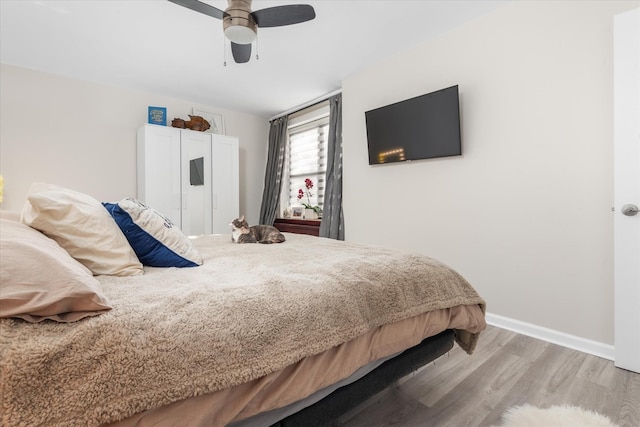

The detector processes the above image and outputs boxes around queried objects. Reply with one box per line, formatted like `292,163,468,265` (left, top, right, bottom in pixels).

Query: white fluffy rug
492,404,619,427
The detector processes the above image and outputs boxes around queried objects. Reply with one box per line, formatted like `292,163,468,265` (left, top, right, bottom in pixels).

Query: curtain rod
269,88,342,122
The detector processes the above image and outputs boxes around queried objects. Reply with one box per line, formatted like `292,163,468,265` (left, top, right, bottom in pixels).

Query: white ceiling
0,0,506,118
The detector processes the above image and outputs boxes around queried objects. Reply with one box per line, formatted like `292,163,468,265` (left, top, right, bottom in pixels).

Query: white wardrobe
137,124,239,235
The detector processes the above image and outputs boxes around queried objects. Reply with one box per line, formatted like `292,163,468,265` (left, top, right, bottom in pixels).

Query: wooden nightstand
273,218,321,237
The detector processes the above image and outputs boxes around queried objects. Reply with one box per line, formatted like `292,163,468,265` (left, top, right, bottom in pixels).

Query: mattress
107,305,484,427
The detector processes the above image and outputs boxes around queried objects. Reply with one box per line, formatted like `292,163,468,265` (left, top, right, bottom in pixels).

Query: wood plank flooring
338,325,640,427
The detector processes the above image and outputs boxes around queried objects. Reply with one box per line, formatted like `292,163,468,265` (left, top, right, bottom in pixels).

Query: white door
614,8,640,374
181,130,212,236
211,135,239,234
137,125,182,227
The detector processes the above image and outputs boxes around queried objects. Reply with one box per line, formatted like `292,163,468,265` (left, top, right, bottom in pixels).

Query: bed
0,184,486,427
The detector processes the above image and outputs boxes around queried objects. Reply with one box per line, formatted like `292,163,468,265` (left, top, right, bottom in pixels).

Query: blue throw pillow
103,199,202,268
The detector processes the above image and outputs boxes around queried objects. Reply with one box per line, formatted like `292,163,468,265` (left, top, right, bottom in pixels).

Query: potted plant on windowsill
297,178,322,220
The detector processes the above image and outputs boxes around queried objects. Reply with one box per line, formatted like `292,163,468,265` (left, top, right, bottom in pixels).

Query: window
280,102,330,216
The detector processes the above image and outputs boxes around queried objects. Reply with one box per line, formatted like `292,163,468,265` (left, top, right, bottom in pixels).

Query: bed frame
273,329,455,426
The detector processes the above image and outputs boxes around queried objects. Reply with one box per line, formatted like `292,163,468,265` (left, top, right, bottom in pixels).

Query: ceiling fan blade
168,0,226,20
251,4,315,28
231,43,252,63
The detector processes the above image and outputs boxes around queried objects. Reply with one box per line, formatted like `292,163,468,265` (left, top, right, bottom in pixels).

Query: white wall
343,0,638,345
0,64,269,225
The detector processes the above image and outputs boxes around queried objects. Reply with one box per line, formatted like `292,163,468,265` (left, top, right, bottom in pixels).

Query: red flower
297,178,321,215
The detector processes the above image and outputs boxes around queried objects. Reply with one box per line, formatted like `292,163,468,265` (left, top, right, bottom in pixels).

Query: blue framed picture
148,106,167,126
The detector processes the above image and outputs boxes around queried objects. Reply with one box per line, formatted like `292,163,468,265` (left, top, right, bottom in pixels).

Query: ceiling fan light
224,25,256,44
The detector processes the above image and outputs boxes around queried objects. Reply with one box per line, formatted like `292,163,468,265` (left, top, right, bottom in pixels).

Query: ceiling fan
168,0,316,64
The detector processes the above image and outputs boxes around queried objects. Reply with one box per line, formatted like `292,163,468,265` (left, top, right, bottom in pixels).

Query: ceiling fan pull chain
223,38,227,67
255,34,259,60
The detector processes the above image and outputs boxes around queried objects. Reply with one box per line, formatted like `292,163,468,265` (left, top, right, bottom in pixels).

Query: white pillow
21,183,143,276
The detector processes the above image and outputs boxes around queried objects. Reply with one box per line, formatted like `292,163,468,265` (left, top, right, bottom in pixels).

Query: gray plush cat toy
230,215,286,244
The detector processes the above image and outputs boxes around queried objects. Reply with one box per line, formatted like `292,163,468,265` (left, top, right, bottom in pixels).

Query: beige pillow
21,183,143,276
0,219,112,322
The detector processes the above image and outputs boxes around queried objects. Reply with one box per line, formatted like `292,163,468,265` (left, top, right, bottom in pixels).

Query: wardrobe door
211,135,239,234
137,125,181,227
180,130,212,236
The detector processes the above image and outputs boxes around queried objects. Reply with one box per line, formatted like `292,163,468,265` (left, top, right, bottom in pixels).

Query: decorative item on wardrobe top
192,109,225,135
171,115,211,132
169,109,225,134
148,106,167,126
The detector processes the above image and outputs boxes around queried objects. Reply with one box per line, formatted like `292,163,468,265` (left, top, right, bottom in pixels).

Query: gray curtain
259,116,288,225
319,94,344,240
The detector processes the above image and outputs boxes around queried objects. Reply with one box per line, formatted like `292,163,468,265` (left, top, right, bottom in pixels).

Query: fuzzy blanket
0,234,485,426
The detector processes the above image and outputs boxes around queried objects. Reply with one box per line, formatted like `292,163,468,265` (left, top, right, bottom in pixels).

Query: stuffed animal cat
230,215,286,244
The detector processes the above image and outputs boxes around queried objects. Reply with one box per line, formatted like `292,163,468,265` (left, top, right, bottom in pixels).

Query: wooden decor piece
171,115,211,132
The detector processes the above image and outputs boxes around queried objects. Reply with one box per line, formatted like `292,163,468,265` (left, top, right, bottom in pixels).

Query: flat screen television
365,85,461,165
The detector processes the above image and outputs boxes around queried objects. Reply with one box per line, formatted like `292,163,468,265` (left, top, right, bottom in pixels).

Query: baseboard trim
485,312,615,361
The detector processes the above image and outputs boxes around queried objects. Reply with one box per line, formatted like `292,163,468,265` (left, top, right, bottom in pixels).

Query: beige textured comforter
0,234,485,427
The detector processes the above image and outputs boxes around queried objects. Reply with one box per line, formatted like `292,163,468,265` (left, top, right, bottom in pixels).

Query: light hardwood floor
338,325,640,427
